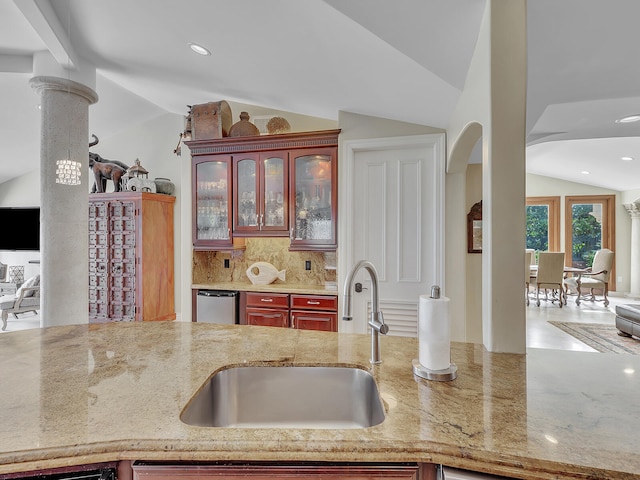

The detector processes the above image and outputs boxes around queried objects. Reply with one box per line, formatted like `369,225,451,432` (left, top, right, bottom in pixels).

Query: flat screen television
0,207,40,251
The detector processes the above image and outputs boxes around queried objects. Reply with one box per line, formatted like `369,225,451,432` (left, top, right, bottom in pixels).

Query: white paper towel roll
418,294,451,371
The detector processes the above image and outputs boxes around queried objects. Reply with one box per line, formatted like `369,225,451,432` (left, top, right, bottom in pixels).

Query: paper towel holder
413,284,457,381
412,358,457,382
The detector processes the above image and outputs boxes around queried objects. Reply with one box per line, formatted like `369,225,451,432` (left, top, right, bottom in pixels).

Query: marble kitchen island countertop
0,322,639,479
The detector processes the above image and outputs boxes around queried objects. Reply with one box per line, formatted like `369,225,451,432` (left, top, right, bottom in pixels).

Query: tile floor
525,292,626,352
0,295,632,353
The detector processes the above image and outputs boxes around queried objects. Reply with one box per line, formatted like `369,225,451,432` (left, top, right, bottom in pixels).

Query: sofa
615,304,640,339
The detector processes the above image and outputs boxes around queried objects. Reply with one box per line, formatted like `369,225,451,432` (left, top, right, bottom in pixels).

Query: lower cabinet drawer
290,294,338,311
246,307,289,328
291,310,337,332
245,292,290,309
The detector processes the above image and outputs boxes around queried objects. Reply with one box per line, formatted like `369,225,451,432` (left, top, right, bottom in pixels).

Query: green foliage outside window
571,204,601,267
526,205,548,251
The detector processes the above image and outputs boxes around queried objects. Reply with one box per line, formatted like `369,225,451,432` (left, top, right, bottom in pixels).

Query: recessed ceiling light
624,367,635,374
621,156,634,161
615,114,640,123
188,42,211,56
581,171,590,175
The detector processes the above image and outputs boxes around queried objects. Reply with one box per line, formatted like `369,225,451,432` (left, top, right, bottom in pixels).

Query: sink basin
180,365,385,429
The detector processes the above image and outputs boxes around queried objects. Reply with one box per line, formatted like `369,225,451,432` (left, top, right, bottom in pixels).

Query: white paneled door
339,135,445,337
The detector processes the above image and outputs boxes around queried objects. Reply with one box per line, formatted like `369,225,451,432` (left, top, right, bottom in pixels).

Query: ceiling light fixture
188,42,211,56
621,156,634,161
581,171,590,175
615,114,640,123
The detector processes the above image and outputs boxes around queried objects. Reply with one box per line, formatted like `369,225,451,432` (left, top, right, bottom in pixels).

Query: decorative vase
228,112,260,137
154,177,175,195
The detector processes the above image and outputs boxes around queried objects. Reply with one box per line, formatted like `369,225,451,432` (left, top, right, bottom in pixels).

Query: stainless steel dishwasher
196,290,238,324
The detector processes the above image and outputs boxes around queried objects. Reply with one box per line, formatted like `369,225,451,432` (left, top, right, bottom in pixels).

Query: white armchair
564,249,614,307
0,274,40,331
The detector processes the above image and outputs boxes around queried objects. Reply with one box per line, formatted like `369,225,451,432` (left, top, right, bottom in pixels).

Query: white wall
0,170,40,205
447,0,527,353
465,164,483,343
527,173,631,294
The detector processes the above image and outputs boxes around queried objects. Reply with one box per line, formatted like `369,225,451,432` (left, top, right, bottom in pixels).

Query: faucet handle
369,311,389,334
378,311,389,335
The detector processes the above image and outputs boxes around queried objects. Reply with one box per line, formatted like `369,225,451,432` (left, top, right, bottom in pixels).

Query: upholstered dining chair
532,252,565,308
525,251,533,305
525,248,536,265
563,248,614,307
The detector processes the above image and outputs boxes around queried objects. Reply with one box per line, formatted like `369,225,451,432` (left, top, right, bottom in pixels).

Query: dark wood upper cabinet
187,129,339,251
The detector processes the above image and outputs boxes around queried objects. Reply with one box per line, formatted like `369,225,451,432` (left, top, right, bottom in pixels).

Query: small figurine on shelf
126,159,156,193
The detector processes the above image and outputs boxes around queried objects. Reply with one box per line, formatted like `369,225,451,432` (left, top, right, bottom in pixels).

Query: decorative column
30,76,98,327
624,201,640,298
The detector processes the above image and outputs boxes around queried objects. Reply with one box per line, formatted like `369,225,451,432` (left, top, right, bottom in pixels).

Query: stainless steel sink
180,365,385,429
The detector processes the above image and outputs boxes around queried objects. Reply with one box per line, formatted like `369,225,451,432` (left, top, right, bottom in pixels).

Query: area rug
549,321,640,354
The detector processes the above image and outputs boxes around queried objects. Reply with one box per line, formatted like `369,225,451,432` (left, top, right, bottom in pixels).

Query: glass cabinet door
233,153,288,235
261,155,288,232
290,148,337,250
234,155,259,233
193,156,231,247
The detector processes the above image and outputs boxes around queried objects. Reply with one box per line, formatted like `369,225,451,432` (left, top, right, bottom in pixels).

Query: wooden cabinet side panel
140,195,176,321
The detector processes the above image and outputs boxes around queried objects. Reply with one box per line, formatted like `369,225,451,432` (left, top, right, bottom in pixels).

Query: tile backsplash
193,238,336,286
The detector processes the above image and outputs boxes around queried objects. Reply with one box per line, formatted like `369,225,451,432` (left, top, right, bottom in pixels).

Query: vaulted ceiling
2,0,640,191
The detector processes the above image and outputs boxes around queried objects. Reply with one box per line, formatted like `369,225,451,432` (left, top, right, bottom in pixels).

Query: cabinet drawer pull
262,313,281,318
307,301,321,305
260,298,273,303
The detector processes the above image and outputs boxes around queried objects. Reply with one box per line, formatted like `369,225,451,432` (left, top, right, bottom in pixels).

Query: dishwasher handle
197,290,237,298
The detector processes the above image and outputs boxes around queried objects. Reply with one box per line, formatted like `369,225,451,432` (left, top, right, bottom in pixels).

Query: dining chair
525,248,536,265
563,248,614,307
525,251,533,306
532,252,565,307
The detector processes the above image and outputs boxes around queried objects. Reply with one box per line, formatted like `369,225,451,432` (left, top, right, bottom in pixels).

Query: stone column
624,201,640,298
30,76,98,327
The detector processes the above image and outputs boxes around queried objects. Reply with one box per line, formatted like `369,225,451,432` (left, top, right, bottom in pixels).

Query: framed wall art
467,200,482,253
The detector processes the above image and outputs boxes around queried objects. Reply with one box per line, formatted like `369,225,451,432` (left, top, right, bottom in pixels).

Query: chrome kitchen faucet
342,260,389,364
